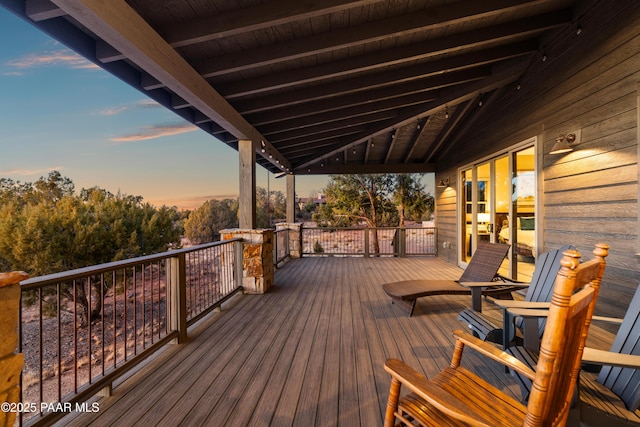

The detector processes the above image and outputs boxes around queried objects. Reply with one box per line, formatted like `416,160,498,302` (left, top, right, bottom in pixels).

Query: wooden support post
239,139,256,229
168,254,187,344
364,228,370,258
400,228,407,258
286,174,295,223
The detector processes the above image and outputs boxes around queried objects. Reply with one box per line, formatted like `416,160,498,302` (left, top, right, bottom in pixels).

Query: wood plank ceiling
2,0,589,175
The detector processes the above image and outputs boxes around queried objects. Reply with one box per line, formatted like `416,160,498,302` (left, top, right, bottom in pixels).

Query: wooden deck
57,257,613,427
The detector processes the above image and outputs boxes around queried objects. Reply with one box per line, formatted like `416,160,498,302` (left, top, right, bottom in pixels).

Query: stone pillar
221,229,274,294
276,223,302,259
0,271,28,427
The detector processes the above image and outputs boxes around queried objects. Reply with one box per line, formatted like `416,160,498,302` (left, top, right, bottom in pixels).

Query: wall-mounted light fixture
437,177,450,188
549,130,581,154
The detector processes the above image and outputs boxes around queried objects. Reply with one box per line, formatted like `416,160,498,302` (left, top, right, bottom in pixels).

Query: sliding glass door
460,144,536,280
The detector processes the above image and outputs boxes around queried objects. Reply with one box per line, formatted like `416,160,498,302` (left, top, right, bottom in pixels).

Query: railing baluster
57,283,62,402
17,239,243,425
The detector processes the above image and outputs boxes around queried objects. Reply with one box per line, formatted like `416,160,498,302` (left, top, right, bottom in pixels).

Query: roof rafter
221,40,538,98
196,0,553,77
236,67,491,115
163,0,385,48
294,59,528,171
403,117,430,163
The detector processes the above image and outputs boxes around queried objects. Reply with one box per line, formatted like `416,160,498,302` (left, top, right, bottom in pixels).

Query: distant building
297,193,326,210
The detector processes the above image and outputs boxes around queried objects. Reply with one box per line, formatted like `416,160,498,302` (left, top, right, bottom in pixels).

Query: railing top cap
19,238,242,289
0,271,29,287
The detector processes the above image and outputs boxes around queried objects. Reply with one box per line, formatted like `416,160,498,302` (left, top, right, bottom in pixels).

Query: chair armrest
384,358,493,426
505,308,550,318
494,300,549,309
496,274,527,284
504,309,624,321
459,281,504,288
459,281,529,289
582,347,640,369
451,329,536,380
591,315,623,325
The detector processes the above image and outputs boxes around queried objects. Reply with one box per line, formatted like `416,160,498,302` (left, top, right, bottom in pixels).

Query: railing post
273,230,278,268
234,239,244,291
0,271,28,427
168,254,187,344
400,227,407,258
364,228,370,258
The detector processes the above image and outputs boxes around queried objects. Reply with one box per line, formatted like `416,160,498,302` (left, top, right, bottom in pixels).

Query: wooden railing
17,239,242,426
301,226,437,257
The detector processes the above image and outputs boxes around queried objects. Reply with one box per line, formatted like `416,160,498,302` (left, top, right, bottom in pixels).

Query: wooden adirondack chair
458,245,572,348
383,242,520,316
383,244,608,427
509,284,640,425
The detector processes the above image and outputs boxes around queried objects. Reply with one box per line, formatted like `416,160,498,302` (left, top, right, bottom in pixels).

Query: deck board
57,257,614,427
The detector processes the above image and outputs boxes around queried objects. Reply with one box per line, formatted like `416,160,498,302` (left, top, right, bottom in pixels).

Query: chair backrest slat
598,285,640,411
519,245,573,337
458,242,510,283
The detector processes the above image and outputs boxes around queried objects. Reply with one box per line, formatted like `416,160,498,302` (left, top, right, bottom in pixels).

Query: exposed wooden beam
163,0,385,48
261,111,395,138
384,131,398,164
275,126,368,149
247,84,442,126
295,59,528,169
252,90,438,128
262,111,393,141
364,140,372,164
95,39,123,62
171,94,190,109
221,41,538,98
403,117,430,163
26,0,65,21
237,68,489,115
296,162,436,175
195,0,551,77
422,101,475,163
437,88,507,161
49,0,290,171
140,72,163,90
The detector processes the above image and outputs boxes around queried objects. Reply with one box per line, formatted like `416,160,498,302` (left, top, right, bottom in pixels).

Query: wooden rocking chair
509,283,640,425
383,243,608,427
383,242,519,316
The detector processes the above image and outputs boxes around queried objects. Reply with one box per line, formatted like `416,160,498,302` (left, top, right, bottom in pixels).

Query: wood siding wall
435,1,640,318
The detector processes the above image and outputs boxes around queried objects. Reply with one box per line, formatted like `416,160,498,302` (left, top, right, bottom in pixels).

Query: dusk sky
0,8,432,211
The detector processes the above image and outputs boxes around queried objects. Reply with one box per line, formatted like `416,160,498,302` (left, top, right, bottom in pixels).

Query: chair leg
384,377,402,427
393,298,416,316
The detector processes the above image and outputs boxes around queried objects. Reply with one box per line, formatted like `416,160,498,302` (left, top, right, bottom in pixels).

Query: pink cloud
7,50,98,70
110,123,198,143
1,166,64,176
99,99,161,116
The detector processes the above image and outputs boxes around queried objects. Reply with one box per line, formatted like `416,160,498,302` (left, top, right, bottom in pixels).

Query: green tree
255,187,286,228
183,198,239,244
313,174,397,254
392,174,433,227
0,171,182,324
